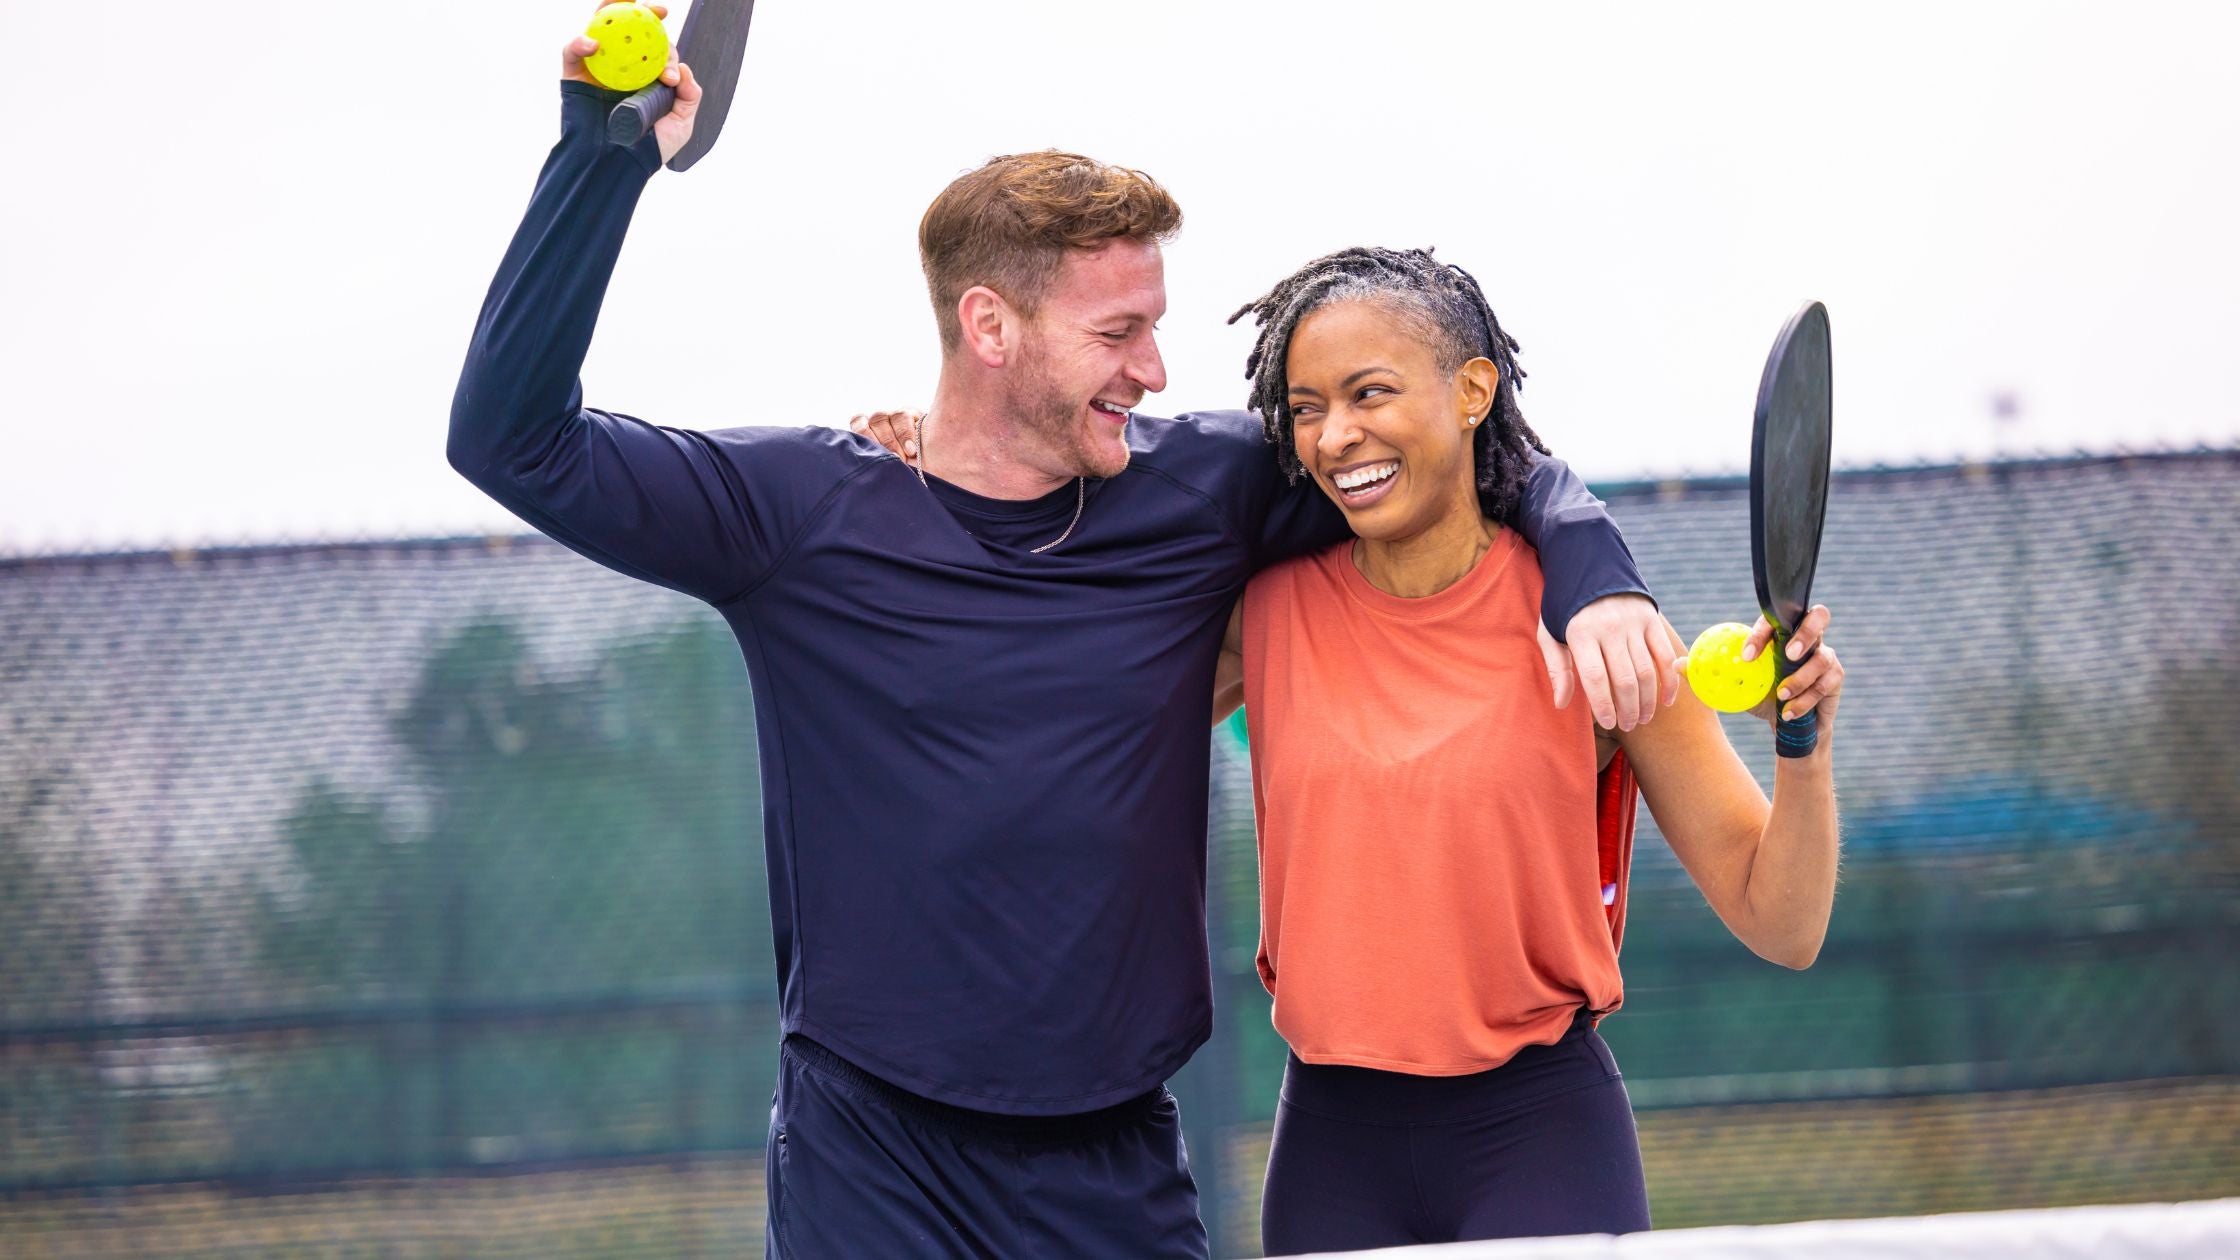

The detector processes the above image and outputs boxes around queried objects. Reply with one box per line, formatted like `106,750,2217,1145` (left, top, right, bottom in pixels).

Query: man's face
1007,240,1169,479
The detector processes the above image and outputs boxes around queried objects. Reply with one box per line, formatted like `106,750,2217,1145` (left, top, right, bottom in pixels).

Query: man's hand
850,410,923,465
1539,594,1680,732
563,2,701,166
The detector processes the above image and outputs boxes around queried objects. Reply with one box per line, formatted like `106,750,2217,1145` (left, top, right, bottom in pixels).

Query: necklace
913,413,1086,555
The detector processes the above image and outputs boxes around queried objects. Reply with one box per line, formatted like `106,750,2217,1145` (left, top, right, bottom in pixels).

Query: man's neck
921,376,1072,501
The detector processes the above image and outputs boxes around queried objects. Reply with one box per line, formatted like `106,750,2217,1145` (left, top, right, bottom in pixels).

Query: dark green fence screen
3,451,2234,1257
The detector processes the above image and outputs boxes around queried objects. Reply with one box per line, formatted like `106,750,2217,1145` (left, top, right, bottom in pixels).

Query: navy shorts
1260,1014,1651,1255
763,1036,1207,1258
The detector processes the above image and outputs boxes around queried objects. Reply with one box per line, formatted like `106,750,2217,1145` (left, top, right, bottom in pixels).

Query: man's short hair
918,151,1183,352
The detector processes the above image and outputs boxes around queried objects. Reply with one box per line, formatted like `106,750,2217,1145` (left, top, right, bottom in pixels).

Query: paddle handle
1773,640,1819,758
607,82,675,147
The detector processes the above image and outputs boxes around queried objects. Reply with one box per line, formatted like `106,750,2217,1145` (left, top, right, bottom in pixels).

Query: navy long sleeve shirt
448,83,1652,1114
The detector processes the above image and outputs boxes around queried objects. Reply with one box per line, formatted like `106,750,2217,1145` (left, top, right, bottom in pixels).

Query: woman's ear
1457,356,1500,428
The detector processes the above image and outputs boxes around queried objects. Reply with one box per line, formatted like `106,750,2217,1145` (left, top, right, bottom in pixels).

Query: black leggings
1260,1016,1651,1255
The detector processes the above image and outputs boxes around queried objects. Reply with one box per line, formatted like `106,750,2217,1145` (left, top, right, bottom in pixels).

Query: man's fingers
1741,615,1775,662
673,61,701,108
1570,635,1617,730
1591,630,1641,731
1647,620,1681,709
1537,624,1576,711
1625,632,1658,728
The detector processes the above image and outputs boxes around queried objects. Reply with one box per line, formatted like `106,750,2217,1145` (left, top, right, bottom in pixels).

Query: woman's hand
850,410,924,466
1741,604,1843,730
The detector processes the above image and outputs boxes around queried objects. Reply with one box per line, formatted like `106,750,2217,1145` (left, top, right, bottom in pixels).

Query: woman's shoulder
1242,545,1354,650
1245,541,1352,603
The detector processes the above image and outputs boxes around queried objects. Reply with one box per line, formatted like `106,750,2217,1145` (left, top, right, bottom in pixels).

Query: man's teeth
1333,462,1399,491
1091,401,1129,416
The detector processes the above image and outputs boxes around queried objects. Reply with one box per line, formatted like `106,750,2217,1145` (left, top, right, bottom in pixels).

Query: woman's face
1284,299,1493,543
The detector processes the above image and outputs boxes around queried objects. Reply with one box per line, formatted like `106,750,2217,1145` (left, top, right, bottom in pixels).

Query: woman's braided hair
1227,246,1549,523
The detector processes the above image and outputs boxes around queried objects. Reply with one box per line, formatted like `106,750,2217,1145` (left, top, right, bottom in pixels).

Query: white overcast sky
4,0,2234,553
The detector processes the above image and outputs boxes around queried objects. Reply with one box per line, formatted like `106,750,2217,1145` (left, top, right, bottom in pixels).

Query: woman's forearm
1740,736,1841,968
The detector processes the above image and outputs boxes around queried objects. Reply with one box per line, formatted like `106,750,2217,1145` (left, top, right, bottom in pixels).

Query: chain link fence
4,450,2235,1257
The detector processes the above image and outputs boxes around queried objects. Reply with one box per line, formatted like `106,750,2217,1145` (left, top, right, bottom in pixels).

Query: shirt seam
707,455,889,609
799,1017,1208,1110
1130,459,1248,555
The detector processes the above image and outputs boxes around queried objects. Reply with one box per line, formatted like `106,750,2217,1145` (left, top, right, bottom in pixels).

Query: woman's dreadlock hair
1227,246,1549,524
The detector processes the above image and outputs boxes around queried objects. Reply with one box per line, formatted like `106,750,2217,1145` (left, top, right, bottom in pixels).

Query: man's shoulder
1125,409,1275,482
1129,408,1266,450
700,422,897,481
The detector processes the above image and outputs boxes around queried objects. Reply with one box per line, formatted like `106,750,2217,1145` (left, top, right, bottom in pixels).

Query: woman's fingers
1741,614,1775,662
1785,604,1833,661
1777,646,1844,721
849,411,922,463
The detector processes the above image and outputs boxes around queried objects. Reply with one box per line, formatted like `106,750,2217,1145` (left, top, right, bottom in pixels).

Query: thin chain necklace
913,414,1086,555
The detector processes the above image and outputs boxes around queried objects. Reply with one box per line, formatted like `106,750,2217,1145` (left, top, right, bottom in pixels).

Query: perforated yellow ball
582,3,670,93
1687,621,1777,713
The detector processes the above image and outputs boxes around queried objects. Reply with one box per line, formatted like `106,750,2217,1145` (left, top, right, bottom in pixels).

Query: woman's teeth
1333,462,1399,492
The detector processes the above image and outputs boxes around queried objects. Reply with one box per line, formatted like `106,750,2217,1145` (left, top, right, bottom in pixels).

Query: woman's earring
1466,415,1480,426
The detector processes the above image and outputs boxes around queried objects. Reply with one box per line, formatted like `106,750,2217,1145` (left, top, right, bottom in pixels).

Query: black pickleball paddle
605,0,758,171
1750,301,1834,758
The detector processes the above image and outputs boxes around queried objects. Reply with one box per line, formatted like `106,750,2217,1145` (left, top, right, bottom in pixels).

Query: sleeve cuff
1539,515,1654,642
559,80,666,176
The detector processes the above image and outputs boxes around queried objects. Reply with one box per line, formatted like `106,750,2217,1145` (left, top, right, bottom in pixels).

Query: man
448,15,1674,1257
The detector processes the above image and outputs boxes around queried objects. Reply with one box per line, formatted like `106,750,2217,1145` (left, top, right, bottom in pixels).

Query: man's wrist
1550,583,1657,644
1539,514,1652,642
559,81,664,175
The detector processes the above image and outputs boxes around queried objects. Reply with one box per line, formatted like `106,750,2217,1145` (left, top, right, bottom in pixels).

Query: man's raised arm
448,24,781,605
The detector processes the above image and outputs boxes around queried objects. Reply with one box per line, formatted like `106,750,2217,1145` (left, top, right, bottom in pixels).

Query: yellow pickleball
582,3,671,93
1687,621,1777,713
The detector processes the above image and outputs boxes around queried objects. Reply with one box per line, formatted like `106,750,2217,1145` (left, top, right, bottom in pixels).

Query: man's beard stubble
1007,335,1130,481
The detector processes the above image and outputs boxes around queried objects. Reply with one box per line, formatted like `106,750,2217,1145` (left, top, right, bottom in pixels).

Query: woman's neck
1353,506,1501,598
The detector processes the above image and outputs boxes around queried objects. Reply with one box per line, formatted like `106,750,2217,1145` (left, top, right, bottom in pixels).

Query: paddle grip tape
1773,641,1819,758
606,84,676,148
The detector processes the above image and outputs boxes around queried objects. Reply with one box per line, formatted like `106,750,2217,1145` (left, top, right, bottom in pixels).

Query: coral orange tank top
1242,531,1638,1075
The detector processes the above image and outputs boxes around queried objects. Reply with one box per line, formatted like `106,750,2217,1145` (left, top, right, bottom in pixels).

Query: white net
1294,1198,2240,1259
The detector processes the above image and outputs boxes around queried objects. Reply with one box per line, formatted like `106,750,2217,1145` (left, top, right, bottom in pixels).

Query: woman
1215,247,1843,1254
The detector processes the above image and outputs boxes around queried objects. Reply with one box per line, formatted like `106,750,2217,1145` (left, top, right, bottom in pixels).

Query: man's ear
957,286,1020,369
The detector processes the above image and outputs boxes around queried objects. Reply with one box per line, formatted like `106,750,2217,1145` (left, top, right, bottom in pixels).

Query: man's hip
765,1035,1207,1259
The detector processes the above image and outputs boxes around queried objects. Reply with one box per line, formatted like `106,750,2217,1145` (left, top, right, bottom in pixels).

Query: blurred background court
4,450,2233,1257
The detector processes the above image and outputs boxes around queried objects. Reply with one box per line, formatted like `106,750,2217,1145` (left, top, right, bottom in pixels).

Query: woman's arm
1212,599,1246,726
1614,608,1845,969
